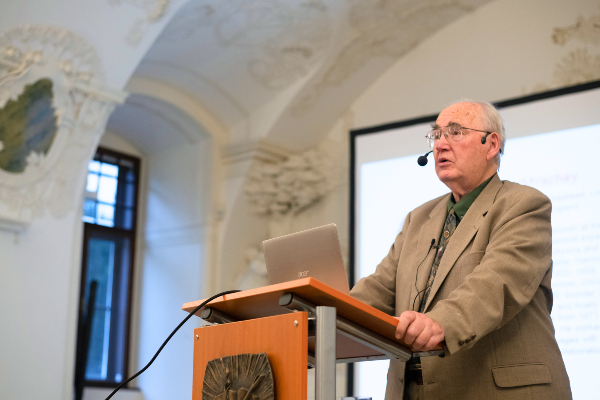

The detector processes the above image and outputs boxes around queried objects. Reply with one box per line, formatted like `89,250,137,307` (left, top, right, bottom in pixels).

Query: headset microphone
481,131,492,144
417,151,433,166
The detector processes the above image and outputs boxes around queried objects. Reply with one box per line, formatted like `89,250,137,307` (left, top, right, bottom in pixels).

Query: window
75,147,140,387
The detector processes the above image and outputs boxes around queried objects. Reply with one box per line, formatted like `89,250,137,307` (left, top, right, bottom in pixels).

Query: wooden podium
182,278,442,400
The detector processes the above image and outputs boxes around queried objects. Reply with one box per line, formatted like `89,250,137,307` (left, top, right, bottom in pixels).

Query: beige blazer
351,175,572,399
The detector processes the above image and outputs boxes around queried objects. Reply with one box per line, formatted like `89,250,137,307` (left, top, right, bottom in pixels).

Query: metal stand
279,293,414,362
316,306,336,400
280,293,418,400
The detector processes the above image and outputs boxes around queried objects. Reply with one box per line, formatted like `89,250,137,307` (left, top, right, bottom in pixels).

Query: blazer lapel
423,175,504,312
407,195,449,312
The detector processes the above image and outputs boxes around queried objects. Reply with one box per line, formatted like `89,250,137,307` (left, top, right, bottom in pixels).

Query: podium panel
192,312,308,400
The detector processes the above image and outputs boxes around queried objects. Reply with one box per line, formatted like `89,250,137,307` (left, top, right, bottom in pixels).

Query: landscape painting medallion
0,78,58,174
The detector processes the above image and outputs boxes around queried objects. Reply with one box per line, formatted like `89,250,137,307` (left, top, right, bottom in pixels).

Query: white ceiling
129,0,496,151
2,0,497,153
106,94,208,154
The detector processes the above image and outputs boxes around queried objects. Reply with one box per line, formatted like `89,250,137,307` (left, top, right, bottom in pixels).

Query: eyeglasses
425,124,492,148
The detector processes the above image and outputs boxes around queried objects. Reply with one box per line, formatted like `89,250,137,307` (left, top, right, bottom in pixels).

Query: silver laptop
262,223,350,295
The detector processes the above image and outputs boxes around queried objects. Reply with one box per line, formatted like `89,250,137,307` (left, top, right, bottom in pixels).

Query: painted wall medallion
0,78,58,173
202,353,274,400
0,25,126,227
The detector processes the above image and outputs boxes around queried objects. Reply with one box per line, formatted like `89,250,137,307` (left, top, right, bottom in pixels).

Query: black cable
105,289,241,400
412,239,436,311
412,282,434,312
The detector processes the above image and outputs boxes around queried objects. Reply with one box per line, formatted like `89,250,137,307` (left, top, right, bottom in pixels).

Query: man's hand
394,311,445,351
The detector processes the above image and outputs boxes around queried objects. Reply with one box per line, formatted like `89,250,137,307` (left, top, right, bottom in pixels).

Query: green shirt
447,174,496,225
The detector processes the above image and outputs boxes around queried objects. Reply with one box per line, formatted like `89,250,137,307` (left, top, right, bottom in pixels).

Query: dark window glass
75,147,140,388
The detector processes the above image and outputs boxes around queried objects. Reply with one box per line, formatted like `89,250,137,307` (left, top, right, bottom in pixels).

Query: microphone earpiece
417,151,433,166
481,131,492,145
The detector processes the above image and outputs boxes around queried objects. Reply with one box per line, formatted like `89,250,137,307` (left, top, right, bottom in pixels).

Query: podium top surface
183,278,433,356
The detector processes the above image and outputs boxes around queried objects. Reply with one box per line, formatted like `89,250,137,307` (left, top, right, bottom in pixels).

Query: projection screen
351,82,600,400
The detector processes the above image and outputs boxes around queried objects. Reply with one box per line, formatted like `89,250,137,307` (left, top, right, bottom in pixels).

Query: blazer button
458,340,465,345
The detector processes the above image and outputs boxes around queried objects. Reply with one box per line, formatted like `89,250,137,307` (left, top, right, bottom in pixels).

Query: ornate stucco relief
526,8,600,95
552,48,600,87
0,25,126,231
552,14,600,46
244,144,342,218
290,0,485,116
159,0,332,90
108,0,171,46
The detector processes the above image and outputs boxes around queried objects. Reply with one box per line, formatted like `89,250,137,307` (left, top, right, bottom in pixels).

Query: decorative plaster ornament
159,0,331,90
525,10,600,96
552,11,600,46
108,0,171,46
157,3,216,41
0,25,126,231
290,0,490,116
552,48,600,87
244,145,340,217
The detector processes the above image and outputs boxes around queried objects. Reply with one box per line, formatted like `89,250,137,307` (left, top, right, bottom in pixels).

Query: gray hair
456,99,506,166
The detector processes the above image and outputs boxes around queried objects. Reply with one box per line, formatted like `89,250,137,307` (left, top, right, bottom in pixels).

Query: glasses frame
425,124,493,148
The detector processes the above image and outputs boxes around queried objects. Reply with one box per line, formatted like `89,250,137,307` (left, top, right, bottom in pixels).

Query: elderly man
351,101,572,399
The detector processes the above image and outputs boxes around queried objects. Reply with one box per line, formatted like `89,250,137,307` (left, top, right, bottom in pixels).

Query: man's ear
486,132,501,161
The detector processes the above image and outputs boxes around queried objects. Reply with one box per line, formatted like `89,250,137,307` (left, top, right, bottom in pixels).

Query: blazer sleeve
350,212,412,316
426,189,553,355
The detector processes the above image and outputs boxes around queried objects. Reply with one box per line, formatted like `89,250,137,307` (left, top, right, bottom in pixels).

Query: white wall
136,140,212,400
0,211,83,400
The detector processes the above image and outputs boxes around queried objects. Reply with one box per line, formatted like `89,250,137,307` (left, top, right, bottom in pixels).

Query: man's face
433,103,490,195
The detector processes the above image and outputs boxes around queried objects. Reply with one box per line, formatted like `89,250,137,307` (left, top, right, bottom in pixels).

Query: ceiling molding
135,60,249,122
0,215,29,233
221,139,292,165
123,94,202,144
126,75,231,145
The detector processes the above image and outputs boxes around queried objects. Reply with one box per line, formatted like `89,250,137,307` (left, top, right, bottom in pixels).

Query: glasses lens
448,125,462,141
426,131,437,148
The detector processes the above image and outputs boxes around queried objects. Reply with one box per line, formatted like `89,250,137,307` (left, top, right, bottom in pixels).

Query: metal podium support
315,306,337,400
279,293,414,362
279,293,426,400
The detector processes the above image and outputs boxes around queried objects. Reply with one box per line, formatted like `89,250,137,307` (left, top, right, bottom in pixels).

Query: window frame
76,146,141,389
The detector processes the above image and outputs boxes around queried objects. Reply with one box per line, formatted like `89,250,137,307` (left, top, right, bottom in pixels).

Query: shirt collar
447,173,496,220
